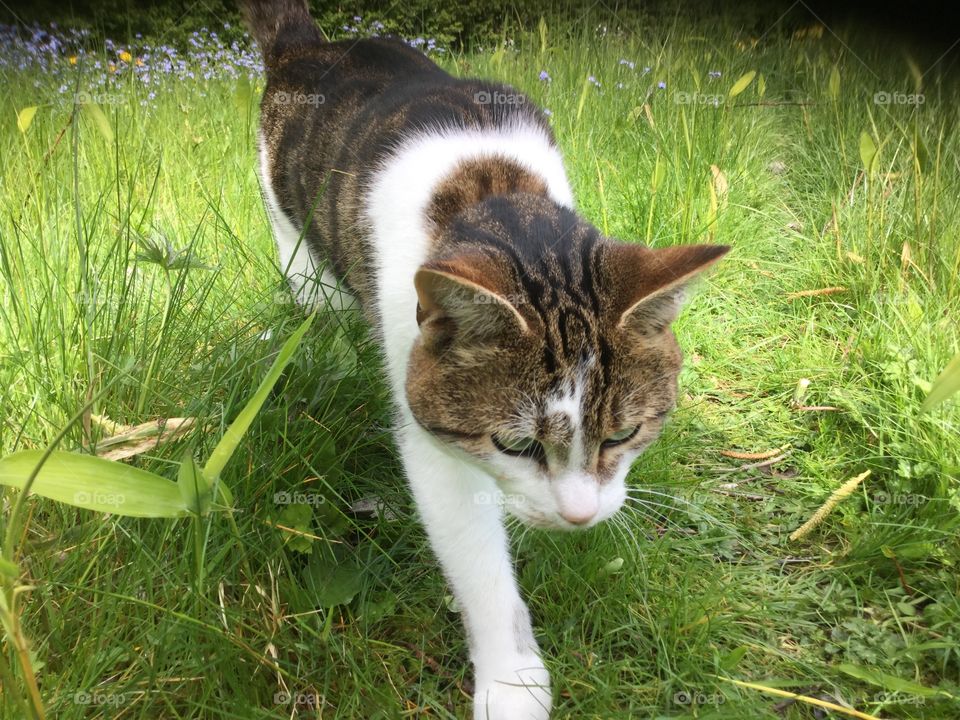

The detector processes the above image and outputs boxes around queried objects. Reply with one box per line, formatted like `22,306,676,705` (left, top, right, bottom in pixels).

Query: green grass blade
859,131,877,174
16,106,38,133
80,101,113,145
837,663,942,698
727,70,756,99
178,453,211,516
921,352,960,411
0,450,188,517
202,313,315,482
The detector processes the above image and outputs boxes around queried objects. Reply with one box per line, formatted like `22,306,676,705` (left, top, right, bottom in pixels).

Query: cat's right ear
414,255,528,351
606,243,730,334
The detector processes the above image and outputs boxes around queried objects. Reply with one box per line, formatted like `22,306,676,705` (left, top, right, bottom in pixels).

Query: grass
1,8,959,719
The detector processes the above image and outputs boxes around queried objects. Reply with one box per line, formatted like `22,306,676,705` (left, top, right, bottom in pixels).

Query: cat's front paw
473,657,552,720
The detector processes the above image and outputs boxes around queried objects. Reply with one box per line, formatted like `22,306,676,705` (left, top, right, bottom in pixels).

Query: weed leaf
728,70,757,99
0,450,188,517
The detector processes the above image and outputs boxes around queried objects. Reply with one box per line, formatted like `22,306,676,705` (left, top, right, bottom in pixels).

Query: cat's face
406,196,728,530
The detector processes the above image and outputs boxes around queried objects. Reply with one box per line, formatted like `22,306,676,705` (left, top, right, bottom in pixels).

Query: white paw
473,658,552,720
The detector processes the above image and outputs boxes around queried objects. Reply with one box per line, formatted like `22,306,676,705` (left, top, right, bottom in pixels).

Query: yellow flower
135,58,144,67
68,55,78,65
108,62,117,73
119,50,132,63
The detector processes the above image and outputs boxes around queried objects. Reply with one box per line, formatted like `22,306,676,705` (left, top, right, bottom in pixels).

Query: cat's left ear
607,243,730,333
414,254,528,350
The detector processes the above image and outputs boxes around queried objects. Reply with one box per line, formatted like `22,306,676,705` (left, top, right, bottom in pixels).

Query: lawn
0,9,958,719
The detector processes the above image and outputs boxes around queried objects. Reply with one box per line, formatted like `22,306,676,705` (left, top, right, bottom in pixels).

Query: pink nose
559,506,597,526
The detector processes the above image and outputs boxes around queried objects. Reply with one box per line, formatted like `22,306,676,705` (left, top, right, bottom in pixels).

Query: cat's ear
607,243,729,333
414,254,528,350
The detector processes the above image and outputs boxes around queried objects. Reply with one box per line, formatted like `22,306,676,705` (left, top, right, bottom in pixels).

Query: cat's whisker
623,494,691,520
622,497,697,535
608,512,644,552
626,487,728,526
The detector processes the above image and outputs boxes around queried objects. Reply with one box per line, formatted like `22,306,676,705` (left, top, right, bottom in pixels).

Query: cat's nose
555,476,600,526
559,506,597,526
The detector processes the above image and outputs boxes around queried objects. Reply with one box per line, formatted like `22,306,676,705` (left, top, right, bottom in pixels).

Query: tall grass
1,9,958,719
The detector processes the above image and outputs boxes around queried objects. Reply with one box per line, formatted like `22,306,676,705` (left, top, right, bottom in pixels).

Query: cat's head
406,193,728,530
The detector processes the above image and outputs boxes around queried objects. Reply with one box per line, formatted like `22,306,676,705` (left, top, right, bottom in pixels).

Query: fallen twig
786,286,847,299
720,447,788,460
790,470,871,541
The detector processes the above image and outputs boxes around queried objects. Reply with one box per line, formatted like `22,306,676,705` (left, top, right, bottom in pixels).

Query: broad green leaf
359,590,398,623
215,477,234,506
276,503,314,553
305,550,364,607
314,498,351,538
837,663,940,697
177,454,211,515
727,70,757,99
720,646,748,671
601,557,625,575
921,352,960,411
81,101,114,144
0,556,19,578
827,66,840,99
859,131,877,174
0,450,188,517
203,313,315,482
16,106,38,133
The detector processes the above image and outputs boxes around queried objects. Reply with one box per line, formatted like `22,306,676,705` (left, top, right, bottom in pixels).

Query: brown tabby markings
409,155,727,479
427,157,549,229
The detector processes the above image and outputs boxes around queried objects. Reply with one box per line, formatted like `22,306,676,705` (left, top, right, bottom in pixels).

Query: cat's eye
601,426,640,449
492,434,545,461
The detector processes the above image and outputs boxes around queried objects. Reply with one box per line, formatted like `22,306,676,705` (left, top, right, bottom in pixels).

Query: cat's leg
258,138,357,309
398,422,552,720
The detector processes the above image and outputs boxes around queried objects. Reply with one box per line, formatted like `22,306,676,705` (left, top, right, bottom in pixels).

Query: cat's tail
240,0,323,66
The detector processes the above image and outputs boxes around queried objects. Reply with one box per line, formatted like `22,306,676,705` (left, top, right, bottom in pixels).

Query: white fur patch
365,122,574,408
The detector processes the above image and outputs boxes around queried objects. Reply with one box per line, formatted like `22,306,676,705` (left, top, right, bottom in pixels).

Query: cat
242,2,728,717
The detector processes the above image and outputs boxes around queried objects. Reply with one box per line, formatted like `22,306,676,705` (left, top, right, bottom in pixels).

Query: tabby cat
243,2,728,717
